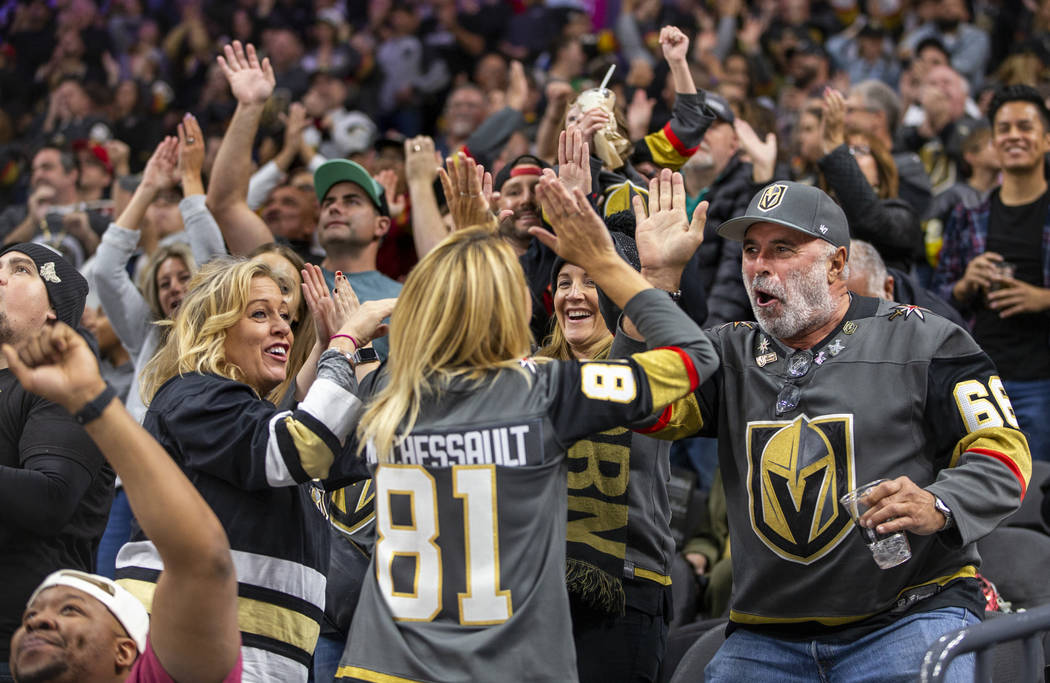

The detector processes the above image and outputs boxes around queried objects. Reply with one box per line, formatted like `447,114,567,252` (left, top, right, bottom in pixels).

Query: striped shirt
116,368,369,682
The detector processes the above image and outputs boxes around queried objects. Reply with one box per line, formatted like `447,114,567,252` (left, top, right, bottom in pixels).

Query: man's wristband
73,384,117,426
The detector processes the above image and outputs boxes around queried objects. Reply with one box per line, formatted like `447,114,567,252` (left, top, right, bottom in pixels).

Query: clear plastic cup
988,261,1015,292
840,479,912,570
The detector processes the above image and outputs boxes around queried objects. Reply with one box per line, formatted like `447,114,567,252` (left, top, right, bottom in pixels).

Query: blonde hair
538,321,613,361
247,243,315,405
358,227,532,461
140,257,281,402
138,242,197,320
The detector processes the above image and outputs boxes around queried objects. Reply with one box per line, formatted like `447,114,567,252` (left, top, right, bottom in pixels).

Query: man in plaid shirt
932,84,1050,463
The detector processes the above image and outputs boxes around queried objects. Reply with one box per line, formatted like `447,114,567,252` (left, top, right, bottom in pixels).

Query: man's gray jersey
692,296,1031,628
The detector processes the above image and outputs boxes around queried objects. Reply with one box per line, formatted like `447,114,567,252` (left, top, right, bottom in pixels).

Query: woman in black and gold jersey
114,257,394,682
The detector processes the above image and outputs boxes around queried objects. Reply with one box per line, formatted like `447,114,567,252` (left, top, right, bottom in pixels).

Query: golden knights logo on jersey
746,414,855,564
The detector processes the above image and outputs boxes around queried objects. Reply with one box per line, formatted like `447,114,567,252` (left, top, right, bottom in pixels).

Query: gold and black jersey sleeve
631,92,712,171
546,289,719,446
924,329,1031,545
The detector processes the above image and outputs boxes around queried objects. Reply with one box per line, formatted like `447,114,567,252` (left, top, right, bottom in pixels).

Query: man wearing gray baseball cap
717,181,852,344
618,180,1030,680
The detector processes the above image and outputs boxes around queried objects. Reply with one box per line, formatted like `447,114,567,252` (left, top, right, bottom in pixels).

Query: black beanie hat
0,243,89,327
548,212,642,336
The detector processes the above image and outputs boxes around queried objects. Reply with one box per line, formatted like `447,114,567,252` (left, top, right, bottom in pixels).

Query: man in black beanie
0,243,113,682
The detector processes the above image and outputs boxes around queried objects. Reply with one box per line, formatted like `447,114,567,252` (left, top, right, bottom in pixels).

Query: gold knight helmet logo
757,183,787,212
746,415,855,564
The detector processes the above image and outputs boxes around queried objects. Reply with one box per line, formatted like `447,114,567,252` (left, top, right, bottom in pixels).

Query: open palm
217,41,275,105
633,169,706,271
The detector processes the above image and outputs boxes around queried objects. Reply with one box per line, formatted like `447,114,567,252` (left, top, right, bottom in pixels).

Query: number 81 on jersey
374,464,512,625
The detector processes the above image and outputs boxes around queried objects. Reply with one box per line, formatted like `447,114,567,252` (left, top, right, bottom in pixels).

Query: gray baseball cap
704,92,735,124
717,181,850,256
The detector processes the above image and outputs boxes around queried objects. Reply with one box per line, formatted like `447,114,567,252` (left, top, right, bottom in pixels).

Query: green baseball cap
717,181,850,256
313,159,388,216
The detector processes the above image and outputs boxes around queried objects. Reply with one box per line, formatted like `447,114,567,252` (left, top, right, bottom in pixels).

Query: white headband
29,570,149,654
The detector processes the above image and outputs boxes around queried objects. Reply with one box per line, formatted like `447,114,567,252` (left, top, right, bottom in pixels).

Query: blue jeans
1003,378,1050,462
96,488,132,578
311,633,346,683
705,607,979,682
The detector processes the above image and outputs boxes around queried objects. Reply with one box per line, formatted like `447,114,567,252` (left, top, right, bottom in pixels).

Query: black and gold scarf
565,427,632,615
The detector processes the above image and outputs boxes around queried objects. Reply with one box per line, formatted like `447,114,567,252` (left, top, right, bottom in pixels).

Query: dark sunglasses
775,350,814,416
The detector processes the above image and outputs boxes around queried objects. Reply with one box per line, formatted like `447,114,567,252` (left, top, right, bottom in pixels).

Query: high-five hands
532,169,618,272
633,168,706,275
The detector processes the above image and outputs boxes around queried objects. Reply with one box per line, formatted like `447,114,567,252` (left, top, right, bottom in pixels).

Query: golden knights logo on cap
39,262,62,284
757,183,788,212
746,414,855,564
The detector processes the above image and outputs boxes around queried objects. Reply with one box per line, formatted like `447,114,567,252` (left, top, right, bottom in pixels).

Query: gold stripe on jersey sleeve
336,666,424,682
643,131,691,170
949,426,1032,494
633,567,672,585
284,417,335,479
639,395,704,441
634,348,697,408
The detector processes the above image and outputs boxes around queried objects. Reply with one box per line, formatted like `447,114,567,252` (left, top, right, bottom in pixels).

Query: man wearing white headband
4,322,241,683
12,571,148,682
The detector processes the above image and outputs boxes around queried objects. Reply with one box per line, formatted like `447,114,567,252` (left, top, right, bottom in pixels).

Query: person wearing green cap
308,159,401,359
207,41,401,360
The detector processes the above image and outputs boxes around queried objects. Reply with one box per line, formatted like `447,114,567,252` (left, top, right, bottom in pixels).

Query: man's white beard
746,266,837,341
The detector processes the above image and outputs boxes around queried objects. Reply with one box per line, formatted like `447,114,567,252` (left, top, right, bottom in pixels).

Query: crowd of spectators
2,0,1050,681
